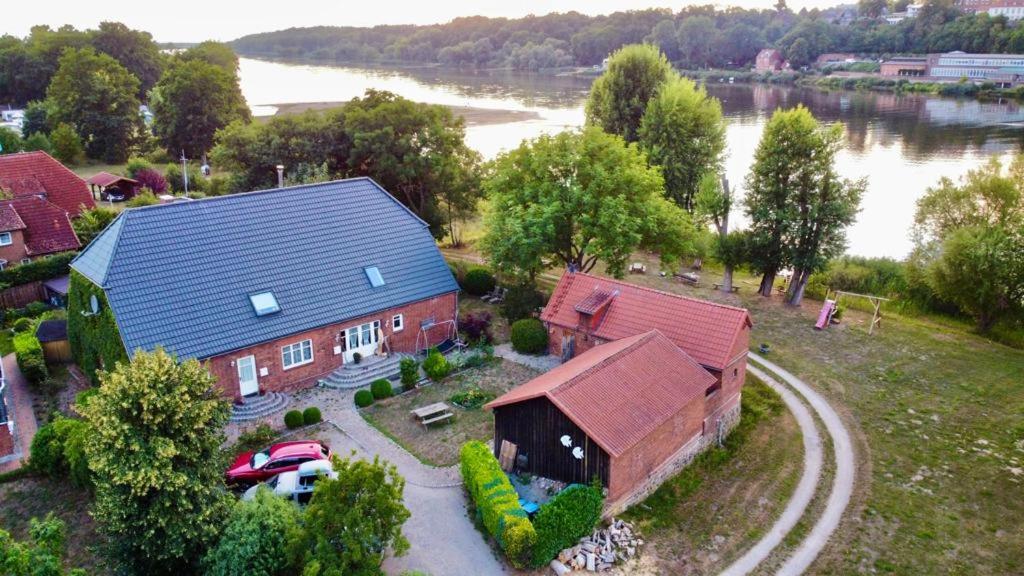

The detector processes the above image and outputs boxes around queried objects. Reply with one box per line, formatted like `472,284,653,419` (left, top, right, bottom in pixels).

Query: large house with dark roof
0,151,93,269
69,178,459,400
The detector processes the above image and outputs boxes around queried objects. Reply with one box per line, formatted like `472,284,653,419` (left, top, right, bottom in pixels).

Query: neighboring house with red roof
0,151,94,216
487,330,730,513
0,197,80,269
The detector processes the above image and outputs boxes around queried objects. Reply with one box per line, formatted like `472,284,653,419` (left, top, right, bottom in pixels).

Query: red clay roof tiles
541,272,752,370
1,198,80,256
486,330,716,457
0,204,26,232
0,151,94,216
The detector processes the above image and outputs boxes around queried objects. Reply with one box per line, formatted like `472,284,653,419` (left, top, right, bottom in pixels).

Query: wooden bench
713,283,740,293
421,412,454,427
411,402,454,428
674,272,699,286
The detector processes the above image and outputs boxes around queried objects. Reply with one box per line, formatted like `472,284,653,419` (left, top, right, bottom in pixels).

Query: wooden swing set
827,289,891,335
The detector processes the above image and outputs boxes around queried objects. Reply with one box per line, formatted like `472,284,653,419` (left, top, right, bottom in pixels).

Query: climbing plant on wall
67,270,128,384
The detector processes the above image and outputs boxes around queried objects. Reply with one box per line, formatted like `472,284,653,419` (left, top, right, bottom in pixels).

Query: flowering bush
133,167,168,194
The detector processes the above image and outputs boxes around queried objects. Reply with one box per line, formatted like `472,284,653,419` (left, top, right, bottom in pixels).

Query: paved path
493,343,561,372
0,353,37,473
721,354,856,576
295,388,509,575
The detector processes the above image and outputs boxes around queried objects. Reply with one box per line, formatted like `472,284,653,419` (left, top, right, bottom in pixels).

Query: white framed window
20,258,31,265
281,339,313,369
0,232,11,246
392,314,404,332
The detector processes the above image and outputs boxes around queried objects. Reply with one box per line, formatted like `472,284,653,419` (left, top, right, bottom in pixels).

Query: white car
241,459,336,504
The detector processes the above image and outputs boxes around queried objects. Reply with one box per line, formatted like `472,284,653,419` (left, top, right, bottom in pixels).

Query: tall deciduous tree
46,47,141,163
91,21,166,98
202,488,303,576
585,44,674,143
676,16,716,68
638,77,726,211
178,41,240,76
81,348,231,576
151,59,250,158
695,173,746,292
300,455,410,575
481,127,696,280
744,106,863,301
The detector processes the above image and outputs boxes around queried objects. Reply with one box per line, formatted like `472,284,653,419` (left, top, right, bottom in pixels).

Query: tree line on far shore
229,1,1024,72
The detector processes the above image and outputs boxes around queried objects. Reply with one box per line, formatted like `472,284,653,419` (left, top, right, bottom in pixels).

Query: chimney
276,165,285,188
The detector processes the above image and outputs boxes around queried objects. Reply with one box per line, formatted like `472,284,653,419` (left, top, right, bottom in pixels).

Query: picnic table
410,402,454,427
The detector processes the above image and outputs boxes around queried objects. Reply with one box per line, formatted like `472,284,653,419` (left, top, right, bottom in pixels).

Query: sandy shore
256,101,540,126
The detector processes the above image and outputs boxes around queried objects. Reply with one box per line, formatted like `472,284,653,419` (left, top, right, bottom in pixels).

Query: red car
226,440,332,487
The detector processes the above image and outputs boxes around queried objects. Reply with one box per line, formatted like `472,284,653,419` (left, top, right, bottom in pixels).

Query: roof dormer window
250,291,280,316
364,266,385,288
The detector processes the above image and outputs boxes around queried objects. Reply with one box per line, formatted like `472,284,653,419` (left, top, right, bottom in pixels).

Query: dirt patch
361,359,539,466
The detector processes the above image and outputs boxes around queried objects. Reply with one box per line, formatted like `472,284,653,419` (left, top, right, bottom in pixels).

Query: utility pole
180,150,190,198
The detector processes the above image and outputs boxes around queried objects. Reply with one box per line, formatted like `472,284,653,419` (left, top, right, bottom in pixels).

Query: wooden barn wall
493,397,610,487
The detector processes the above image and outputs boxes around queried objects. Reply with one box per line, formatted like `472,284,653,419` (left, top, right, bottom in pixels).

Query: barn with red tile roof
486,330,733,511
0,151,94,216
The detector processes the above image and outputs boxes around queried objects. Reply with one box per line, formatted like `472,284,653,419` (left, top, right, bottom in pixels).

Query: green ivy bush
510,318,548,355
399,357,419,391
460,441,536,568
29,416,92,488
354,389,374,408
461,267,496,296
370,378,393,400
13,331,48,386
530,482,605,567
67,271,129,385
283,410,304,429
422,348,451,381
12,318,33,332
302,407,322,425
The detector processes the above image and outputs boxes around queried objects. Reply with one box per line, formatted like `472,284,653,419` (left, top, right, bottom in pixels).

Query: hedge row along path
721,353,857,575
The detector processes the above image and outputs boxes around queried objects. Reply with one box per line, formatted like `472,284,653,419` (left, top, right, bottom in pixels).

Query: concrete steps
319,353,410,390
230,391,291,423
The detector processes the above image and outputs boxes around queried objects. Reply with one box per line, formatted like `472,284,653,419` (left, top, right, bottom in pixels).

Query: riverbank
255,101,541,126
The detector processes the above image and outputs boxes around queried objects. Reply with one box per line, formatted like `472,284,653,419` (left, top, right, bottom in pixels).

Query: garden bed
360,359,539,466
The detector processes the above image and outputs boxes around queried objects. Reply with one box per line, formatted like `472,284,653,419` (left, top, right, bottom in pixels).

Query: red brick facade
204,292,458,401
0,424,13,458
0,230,28,266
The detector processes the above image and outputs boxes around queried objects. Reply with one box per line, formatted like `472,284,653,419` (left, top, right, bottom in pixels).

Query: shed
486,330,718,510
43,275,69,307
35,319,71,363
86,172,139,202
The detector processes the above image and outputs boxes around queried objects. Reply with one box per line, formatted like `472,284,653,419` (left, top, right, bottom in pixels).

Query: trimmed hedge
530,482,605,567
422,348,451,381
354,389,374,408
302,406,322,425
460,441,536,568
510,318,548,355
0,251,76,287
284,410,304,429
13,330,48,386
29,416,91,488
399,357,419,391
461,267,496,296
370,378,393,400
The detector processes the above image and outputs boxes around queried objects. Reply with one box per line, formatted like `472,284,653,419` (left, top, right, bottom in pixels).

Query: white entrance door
237,355,259,396
344,320,380,362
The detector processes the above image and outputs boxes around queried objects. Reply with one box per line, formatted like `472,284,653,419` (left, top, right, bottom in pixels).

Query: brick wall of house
0,230,27,265
204,292,458,400
0,423,13,458
607,394,707,502
546,324,605,360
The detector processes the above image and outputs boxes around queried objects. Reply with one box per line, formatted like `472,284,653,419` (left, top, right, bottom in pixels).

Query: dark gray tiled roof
71,178,458,360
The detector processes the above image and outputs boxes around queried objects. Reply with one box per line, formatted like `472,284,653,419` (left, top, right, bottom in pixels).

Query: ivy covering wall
67,270,128,384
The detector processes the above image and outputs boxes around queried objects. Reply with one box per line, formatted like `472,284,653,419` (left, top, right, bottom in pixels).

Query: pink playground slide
815,299,836,330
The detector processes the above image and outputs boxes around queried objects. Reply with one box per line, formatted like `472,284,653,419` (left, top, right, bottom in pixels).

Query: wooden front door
237,355,259,397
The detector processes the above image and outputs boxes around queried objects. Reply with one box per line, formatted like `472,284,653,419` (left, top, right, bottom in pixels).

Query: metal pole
181,151,189,198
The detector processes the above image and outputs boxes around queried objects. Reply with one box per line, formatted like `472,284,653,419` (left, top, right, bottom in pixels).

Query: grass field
623,375,804,575
361,359,539,466
0,476,101,571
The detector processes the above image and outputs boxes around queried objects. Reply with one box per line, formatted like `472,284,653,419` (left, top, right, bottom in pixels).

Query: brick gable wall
204,292,457,401
0,230,27,264
0,424,13,458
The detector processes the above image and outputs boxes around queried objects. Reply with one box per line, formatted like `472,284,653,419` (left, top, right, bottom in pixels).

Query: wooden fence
0,282,47,310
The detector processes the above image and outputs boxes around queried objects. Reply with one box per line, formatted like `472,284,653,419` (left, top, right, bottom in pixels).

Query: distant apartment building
958,0,1024,20
880,52,1024,85
884,4,923,24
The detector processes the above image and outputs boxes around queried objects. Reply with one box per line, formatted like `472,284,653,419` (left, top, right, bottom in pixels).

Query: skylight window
250,292,280,316
364,266,385,288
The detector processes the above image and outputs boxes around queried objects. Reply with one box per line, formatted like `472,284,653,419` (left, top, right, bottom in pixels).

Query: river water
238,57,1024,258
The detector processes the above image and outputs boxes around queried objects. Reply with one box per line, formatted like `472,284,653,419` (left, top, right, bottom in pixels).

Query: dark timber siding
492,397,610,487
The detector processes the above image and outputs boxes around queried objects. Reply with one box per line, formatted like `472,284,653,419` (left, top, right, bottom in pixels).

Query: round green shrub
510,318,548,355
399,357,419,391
302,406,322,425
354,389,374,408
29,421,64,476
370,378,393,400
461,267,496,296
12,318,32,332
283,410,304,429
422,348,451,381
